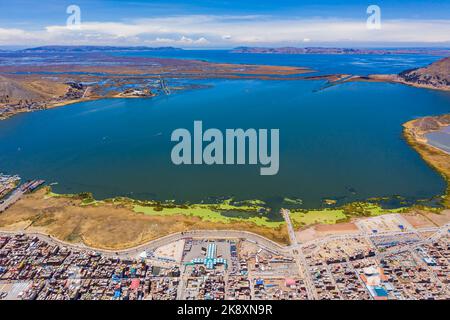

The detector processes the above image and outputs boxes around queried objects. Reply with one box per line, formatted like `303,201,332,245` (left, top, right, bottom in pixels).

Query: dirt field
296,222,359,242
402,211,439,228
421,209,450,226
0,74,69,104
0,188,289,249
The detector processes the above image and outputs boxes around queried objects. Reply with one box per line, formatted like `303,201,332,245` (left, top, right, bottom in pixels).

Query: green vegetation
46,189,93,200
44,187,419,231
130,196,281,227
46,189,105,206
290,209,347,226
214,198,266,211
282,197,303,205
132,204,284,228
232,199,266,207
290,202,407,228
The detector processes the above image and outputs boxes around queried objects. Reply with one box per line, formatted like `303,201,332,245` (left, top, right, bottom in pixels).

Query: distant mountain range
232,46,450,56
20,46,183,53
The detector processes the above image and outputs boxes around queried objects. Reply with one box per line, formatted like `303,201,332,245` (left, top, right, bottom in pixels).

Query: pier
0,179,45,213
159,77,171,95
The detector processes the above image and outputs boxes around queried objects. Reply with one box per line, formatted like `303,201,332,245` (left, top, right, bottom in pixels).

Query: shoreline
1,113,450,249
2,57,449,121
403,115,450,208
0,57,312,121
2,73,448,121
0,180,443,250
1,55,450,249
342,74,450,92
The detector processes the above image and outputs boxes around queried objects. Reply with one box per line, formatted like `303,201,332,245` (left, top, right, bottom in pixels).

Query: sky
0,0,449,48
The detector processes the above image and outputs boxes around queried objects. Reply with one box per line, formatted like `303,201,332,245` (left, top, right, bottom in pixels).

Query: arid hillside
0,75,67,104
399,57,450,90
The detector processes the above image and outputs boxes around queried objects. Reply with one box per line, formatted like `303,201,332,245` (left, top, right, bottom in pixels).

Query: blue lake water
0,53,449,208
116,50,444,76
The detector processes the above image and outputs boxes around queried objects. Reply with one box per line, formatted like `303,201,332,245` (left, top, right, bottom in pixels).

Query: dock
0,179,45,213
159,77,171,95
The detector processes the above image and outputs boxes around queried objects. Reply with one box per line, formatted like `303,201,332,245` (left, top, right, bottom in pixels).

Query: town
0,212,448,300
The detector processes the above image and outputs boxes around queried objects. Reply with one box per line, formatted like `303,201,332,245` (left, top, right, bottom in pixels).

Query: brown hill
0,75,67,104
409,114,450,134
399,57,450,90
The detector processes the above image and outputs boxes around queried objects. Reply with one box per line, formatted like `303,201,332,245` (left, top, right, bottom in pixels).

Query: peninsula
338,56,450,91
0,50,311,120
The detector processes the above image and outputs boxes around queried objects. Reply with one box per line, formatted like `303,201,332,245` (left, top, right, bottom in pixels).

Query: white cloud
0,28,27,40
152,36,208,45
155,37,176,43
195,37,208,44
0,15,449,46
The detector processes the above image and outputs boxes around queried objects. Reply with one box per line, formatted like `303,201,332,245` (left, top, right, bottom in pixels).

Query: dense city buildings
1,212,448,300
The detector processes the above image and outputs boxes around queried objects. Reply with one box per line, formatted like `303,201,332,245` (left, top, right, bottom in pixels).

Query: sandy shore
403,115,450,208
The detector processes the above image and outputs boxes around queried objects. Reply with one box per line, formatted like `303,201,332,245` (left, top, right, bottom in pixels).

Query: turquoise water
0,76,449,208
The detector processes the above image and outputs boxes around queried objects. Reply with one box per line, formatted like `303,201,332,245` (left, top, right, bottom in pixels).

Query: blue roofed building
188,242,228,270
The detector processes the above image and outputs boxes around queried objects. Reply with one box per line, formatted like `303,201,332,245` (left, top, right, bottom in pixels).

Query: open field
296,223,359,242
0,188,290,249
402,211,439,228
421,209,450,226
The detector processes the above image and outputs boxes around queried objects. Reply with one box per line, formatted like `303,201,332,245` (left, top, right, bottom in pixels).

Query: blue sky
1,0,449,47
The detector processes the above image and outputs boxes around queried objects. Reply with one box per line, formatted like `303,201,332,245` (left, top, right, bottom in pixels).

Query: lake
0,53,449,208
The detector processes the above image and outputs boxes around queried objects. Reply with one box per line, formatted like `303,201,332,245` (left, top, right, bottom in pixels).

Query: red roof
285,278,296,286
130,279,140,290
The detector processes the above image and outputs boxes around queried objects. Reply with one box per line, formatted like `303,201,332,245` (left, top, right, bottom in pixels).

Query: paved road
1,219,447,300
281,209,298,246
280,209,318,299
0,229,290,259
